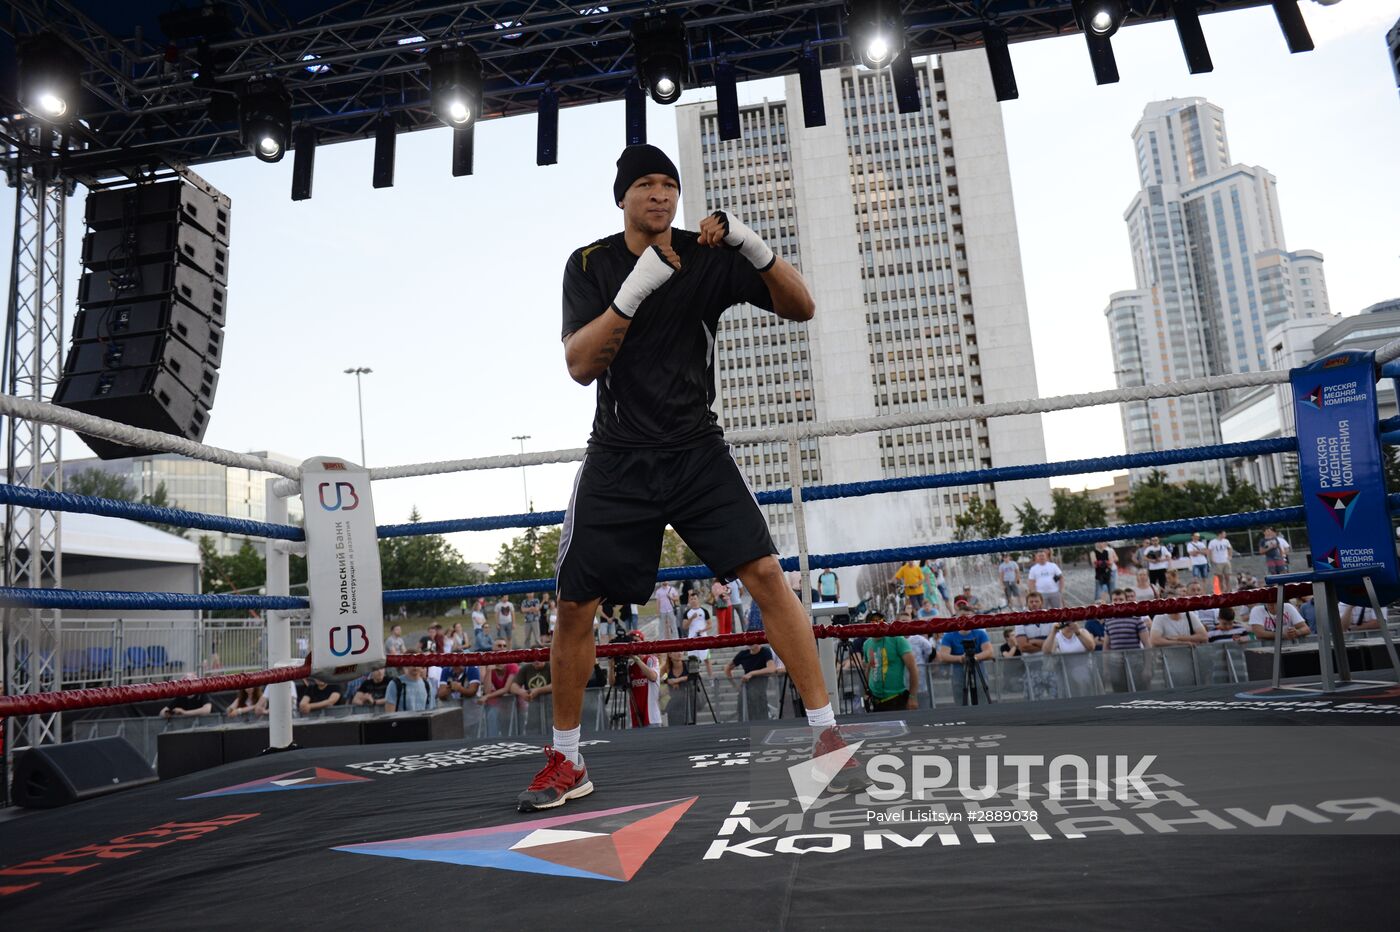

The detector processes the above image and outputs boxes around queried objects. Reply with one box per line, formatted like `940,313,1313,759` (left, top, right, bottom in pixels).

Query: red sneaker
517,747,594,812
813,726,871,795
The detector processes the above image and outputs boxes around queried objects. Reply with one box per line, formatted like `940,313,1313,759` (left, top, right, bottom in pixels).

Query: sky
2,0,1397,564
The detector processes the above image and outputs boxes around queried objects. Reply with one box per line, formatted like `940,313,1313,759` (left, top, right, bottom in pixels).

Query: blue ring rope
9,495,1378,611
0,483,306,541
1,437,1300,543
378,437,1300,537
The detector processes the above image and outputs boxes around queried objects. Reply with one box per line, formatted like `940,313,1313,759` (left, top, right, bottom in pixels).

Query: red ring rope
0,585,1310,716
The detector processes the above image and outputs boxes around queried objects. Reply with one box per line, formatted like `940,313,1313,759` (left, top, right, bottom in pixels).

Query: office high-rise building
1105,98,1329,485
677,52,1051,556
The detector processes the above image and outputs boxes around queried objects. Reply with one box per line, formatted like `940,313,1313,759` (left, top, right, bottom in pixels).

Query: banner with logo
1290,351,1398,604
300,456,385,681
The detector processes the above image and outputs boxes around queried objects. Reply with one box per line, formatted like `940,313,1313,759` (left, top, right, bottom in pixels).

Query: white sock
805,703,836,729
553,726,581,766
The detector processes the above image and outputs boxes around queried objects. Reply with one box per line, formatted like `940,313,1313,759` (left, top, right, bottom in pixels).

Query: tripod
835,638,874,715
960,646,994,706
604,658,636,729
684,657,719,724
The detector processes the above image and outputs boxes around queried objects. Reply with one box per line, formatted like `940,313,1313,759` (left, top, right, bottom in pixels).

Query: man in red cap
517,144,855,812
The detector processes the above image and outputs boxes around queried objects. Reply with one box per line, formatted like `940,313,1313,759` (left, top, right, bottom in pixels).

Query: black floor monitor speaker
13,737,158,808
58,178,230,459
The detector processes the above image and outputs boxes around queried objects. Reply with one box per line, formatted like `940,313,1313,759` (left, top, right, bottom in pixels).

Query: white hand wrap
611,245,677,319
713,210,776,271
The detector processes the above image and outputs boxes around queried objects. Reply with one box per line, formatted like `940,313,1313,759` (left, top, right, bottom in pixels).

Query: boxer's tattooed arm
591,325,627,368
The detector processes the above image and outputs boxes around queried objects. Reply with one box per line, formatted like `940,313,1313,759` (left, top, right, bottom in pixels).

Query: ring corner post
264,478,294,749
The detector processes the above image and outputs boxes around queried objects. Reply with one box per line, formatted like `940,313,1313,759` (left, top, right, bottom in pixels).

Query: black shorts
555,442,776,604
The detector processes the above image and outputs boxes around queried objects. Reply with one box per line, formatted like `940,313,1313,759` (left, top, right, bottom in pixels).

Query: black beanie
613,144,681,205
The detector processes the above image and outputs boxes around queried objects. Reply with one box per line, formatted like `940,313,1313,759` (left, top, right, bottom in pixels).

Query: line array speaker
56,179,230,459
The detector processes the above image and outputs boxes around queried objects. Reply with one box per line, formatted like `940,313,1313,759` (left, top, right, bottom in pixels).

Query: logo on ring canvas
318,481,360,511
1300,385,1324,409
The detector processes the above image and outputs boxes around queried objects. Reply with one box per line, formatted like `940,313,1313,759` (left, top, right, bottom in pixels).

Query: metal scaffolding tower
2,126,70,805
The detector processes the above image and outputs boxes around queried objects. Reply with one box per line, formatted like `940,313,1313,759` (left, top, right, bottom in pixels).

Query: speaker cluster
55,180,230,458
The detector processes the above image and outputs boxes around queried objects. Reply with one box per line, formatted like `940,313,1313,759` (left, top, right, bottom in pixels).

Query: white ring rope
12,332,1400,495
0,394,300,479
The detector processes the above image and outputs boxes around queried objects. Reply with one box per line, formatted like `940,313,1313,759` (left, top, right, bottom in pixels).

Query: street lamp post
344,367,372,465
512,434,531,511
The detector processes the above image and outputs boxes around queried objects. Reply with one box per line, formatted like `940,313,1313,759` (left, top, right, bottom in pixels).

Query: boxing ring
3,344,1400,925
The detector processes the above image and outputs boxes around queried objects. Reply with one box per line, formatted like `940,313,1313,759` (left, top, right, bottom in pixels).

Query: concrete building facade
677,52,1050,556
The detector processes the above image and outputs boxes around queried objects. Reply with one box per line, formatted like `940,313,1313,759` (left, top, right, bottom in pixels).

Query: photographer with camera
605,630,661,727
936,603,996,706
861,611,919,713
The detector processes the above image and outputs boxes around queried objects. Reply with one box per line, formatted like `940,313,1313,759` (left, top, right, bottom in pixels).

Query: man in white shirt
1144,537,1172,590
1247,602,1310,642
1014,592,1056,651
684,593,713,678
1026,550,1065,609
1149,611,1208,647
1207,531,1234,590
1186,533,1210,580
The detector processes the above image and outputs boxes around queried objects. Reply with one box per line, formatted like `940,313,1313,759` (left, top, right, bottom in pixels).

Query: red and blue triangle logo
182,767,371,799
1317,547,1341,570
1316,490,1360,528
333,797,697,882
1301,385,1323,409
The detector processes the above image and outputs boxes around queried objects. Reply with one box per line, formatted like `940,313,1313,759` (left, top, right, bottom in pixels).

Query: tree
1265,453,1302,509
1221,474,1266,515
200,537,267,619
67,467,138,501
954,496,1011,542
381,507,485,616
1049,488,1108,533
68,468,186,537
1118,471,1230,525
139,481,188,538
490,520,563,585
659,527,701,571
1014,499,1049,536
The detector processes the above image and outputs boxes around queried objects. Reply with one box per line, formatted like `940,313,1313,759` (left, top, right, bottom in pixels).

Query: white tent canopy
3,510,200,564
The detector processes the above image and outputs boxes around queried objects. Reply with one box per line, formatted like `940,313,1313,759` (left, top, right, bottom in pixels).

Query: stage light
1170,0,1213,74
18,33,82,123
846,1,904,70
428,44,482,128
798,47,826,128
1075,0,1126,39
291,126,317,201
982,25,1019,102
715,62,740,141
1072,1,1122,85
1271,0,1314,54
239,78,290,163
631,12,688,105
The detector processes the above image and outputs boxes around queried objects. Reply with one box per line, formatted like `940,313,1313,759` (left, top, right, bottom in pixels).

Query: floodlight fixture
846,1,904,70
631,12,688,105
18,33,83,123
429,44,483,128
239,77,291,162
